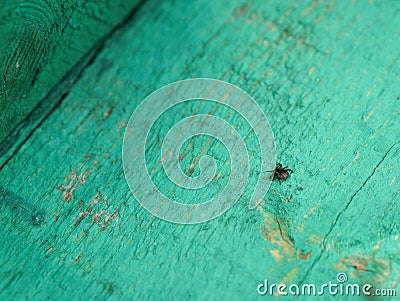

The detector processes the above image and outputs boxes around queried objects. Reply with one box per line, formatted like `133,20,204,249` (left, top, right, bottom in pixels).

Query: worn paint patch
58,170,89,202
334,252,393,286
282,266,300,283
258,206,312,262
73,192,119,230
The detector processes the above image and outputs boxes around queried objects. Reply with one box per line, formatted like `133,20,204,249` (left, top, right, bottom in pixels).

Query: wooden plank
0,0,144,145
0,0,399,300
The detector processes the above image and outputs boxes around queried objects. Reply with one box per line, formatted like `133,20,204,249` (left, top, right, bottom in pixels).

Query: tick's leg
278,179,281,185
287,169,293,173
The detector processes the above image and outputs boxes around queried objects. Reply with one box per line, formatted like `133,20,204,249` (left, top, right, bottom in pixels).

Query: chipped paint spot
351,153,360,163
74,252,84,264
101,210,119,230
214,172,221,180
304,206,317,219
298,250,312,260
365,83,377,96
47,246,56,252
269,249,283,262
233,3,251,18
363,100,382,121
308,233,324,244
73,193,119,230
258,207,311,262
74,211,90,227
59,170,90,202
373,241,381,250
282,266,300,283
117,121,127,137
334,252,393,285
105,106,114,117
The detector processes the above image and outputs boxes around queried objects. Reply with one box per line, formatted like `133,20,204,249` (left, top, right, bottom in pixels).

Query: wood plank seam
0,0,148,169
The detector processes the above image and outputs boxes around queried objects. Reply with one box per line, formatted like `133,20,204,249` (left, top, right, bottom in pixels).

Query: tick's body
268,163,293,184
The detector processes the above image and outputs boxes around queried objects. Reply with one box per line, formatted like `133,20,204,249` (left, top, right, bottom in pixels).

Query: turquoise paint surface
0,0,399,300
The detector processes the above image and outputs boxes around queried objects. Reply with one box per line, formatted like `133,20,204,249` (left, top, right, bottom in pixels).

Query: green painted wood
0,0,143,145
1,0,399,300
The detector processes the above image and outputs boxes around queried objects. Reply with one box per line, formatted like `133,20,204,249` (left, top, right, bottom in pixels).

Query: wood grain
0,0,143,147
0,0,399,300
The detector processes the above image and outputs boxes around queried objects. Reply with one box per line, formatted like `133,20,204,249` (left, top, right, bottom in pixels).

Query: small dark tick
267,163,293,184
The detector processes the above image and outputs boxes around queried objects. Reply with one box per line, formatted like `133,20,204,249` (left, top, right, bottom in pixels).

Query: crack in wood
300,142,398,284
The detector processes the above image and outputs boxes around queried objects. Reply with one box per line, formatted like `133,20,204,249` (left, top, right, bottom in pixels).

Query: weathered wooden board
0,0,399,300
0,0,143,147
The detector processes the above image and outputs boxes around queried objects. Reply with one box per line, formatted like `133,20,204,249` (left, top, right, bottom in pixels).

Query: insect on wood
267,163,293,184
